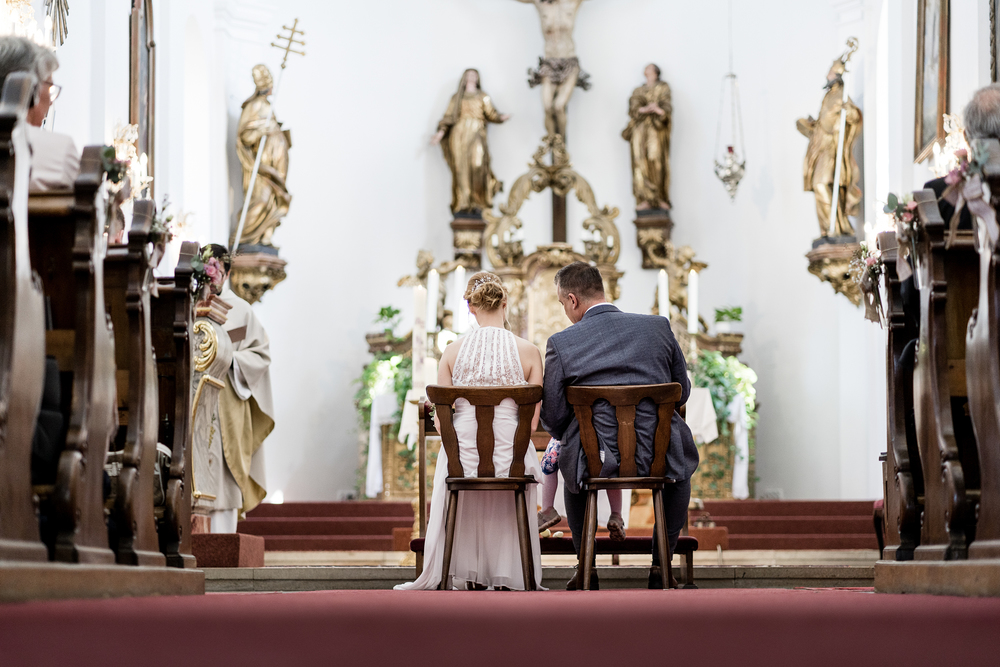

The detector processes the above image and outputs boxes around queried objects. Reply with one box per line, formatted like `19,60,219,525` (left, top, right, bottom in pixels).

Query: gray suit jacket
540,303,697,495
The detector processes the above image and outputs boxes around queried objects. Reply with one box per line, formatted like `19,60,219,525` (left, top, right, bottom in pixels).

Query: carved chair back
566,383,683,480
426,384,542,479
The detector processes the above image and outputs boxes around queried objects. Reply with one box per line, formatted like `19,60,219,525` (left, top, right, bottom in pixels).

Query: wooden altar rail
0,73,202,598
876,139,1000,594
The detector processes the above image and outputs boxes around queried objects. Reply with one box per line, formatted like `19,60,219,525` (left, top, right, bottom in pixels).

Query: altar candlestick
454,266,466,332
658,269,669,318
425,269,440,333
412,285,427,398
687,269,699,335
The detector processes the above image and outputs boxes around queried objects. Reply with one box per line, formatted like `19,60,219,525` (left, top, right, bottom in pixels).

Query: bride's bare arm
516,338,544,432
433,339,460,432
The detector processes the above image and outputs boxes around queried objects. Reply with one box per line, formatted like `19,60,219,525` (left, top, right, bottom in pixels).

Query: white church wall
39,0,996,502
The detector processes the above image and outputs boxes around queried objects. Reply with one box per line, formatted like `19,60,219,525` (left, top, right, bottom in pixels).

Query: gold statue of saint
432,69,510,214
236,64,291,247
622,63,672,210
796,56,862,238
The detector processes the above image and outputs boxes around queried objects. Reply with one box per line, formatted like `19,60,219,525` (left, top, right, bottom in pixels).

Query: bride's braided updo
463,271,507,312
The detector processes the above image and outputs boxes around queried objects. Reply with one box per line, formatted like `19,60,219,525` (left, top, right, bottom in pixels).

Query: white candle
424,357,439,387
658,269,669,318
453,266,466,333
687,270,699,335
425,269,439,333
412,285,427,397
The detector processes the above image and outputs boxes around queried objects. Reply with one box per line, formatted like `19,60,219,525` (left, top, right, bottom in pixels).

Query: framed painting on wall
992,0,999,82
130,0,155,195
915,0,949,163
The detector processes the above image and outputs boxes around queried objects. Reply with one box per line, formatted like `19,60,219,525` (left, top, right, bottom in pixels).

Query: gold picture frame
130,0,155,195
915,0,949,163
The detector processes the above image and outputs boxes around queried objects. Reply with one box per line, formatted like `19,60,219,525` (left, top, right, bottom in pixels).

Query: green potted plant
714,306,742,335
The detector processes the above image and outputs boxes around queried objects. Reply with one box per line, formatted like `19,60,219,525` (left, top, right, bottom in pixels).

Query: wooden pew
877,231,922,560
151,241,197,568
967,139,1000,559
103,201,165,566
0,73,48,562
911,188,981,560
28,146,117,563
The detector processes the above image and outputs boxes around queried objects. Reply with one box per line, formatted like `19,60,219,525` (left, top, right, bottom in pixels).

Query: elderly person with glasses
0,35,78,191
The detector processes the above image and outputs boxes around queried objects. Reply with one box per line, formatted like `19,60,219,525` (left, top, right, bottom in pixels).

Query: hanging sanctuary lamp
713,0,746,201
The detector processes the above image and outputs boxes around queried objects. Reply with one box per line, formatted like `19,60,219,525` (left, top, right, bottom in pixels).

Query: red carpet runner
2,588,998,666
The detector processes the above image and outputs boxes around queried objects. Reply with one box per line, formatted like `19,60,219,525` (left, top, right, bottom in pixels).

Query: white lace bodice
451,326,527,387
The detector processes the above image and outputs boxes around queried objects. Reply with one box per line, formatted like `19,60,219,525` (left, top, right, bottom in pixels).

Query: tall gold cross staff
231,19,306,256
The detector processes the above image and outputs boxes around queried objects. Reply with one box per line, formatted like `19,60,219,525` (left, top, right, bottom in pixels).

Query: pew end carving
0,72,48,562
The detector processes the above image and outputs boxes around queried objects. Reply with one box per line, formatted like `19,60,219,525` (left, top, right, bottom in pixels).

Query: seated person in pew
0,36,79,191
901,84,1000,324
541,262,696,589
537,437,626,541
195,244,275,533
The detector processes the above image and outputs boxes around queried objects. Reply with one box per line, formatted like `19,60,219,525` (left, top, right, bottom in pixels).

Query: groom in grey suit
540,262,697,588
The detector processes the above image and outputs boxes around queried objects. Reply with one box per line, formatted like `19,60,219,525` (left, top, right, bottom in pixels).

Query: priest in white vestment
197,244,275,532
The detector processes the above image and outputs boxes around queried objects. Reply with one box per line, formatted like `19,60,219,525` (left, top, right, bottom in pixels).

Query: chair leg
684,551,698,589
652,488,673,590
581,490,599,590
439,490,459,590
514,487,535,591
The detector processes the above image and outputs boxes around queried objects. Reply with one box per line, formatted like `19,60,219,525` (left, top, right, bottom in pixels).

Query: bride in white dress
396,272,545,590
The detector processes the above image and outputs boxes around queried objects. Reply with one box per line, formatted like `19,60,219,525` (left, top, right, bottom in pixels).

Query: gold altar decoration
796,40,862,239
483,134,623,352
229,252,288,305
806,241,862,306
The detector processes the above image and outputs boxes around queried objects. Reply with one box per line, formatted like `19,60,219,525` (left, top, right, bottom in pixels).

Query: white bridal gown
395,326,544,590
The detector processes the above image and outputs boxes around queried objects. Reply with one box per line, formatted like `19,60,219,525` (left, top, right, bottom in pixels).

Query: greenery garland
353,306,412,497
689,350,759,496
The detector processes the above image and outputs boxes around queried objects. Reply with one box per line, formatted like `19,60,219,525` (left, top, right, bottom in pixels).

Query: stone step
247,501,414,519
727,534,878,550
704,516,873,535
699,500,875,517
238,517,414,537
258,535,396,551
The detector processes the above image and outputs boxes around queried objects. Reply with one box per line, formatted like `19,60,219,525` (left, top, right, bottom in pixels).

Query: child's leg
607,489,623,516
541,471,559,510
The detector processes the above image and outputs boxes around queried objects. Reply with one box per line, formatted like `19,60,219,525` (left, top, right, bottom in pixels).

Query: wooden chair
28,146,117,564
151,242,198,567
566,383,683,590
877,231,923,560
911,188,981,560
425,384,542,591
0,72,48,562
103,200,164,566
967,138,1000,559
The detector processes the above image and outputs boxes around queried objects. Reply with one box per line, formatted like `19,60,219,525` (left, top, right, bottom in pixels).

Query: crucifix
513,0,591,243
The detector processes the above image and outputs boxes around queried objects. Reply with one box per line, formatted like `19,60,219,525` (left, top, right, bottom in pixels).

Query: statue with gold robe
432,69,509,214
622,64,672,210
796,56,862,238
236,64,292,248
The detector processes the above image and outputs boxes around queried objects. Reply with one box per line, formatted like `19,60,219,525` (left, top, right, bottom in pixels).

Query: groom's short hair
555,262,604,301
